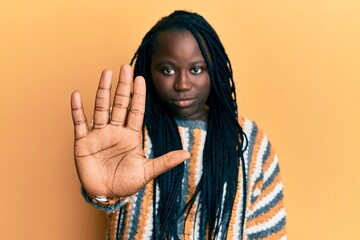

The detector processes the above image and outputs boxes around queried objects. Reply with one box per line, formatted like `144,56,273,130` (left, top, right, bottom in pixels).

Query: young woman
71,10,286,240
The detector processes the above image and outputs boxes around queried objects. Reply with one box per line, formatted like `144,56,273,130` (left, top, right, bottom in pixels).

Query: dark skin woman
71,10,286,240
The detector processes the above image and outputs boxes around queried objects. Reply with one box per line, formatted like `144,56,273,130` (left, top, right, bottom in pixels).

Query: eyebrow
153,60,207,67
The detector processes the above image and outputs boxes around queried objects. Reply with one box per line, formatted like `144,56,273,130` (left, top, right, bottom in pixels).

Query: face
151,30,211,121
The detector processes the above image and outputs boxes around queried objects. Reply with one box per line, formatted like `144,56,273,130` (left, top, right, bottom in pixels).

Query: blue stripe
116,206,126,239
245,122,258,176
127,187,146,239
250,138,271,204
199,203,206,240
250,179,262,204
248,217,286,239
262,142,271,164
247,191,283,221
177,128,191,236
240,121,258,239
263,165,279,190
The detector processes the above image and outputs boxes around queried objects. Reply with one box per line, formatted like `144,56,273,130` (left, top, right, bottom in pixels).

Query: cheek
201,77,211,97
152,77,172,101
151,72,162,93
201,78,211,104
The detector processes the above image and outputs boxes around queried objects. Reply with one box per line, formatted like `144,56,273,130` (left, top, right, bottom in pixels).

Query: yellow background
1,0,359,239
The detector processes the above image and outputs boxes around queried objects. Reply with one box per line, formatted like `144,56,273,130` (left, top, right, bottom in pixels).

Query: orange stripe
249,129,264,181
227,115,246,240
178,126,185,147
121,200,133,240
262,147,275,174
184,128,201,240
238,116,246,146
248,173,282,212
227,168,243,239
247,129,265,208
133,131,153,239
267,227,286,240
134,182,154,239
245,199,284,228
238,115,246,128
109,210,120,240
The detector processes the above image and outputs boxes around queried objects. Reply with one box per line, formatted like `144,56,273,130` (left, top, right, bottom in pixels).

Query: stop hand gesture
71,65,190,199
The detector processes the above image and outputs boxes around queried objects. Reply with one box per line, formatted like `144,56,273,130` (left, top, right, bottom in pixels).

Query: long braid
132,44,185,238
130,10,248,239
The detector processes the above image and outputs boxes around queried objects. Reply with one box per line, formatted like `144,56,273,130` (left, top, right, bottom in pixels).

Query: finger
93,70,112,129
145,150,190,180
110,65,133,126
126,75,146,132
71,91,89,140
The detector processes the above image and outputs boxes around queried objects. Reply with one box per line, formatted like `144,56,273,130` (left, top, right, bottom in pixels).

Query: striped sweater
83,116,286,239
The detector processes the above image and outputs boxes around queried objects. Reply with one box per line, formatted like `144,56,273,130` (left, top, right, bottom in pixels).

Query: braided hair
130,10,248,239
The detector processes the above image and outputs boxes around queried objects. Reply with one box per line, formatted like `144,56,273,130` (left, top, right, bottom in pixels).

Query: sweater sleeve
242,119,287,239
81,187,129,213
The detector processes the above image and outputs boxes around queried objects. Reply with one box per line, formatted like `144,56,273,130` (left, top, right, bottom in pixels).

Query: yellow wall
1,0,359,239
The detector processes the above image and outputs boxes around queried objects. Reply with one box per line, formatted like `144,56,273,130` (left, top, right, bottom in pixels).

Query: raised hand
71,65,190,199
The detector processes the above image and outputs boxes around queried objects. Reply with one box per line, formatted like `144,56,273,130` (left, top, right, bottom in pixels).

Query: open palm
70,65,189,199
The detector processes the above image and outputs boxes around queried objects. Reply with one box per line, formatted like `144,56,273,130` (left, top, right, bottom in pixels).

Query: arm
242,119,286,239
70,65,190,210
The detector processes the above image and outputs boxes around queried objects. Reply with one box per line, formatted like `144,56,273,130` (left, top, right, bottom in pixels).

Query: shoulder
238,115,266,143
238,115,276,162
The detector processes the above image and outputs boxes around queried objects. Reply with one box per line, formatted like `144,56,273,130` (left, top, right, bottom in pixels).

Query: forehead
151,30,206,60
155,29,196,43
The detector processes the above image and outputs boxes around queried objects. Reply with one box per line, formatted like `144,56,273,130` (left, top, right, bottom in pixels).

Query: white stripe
253,187,261,197
143,199,154,239
264,155,279,183
127,195,139,238
155,184,160,216
251,136,269,188
232,177,244,239
181,127,190,186
143,127,154,238
144,133,152,158
182,127,190,152
280,235,287,240
190,128,206,239
193,194,201,240
243,119,254,173
248,182,283,216
217,182,228,239
246,208,286,234
195,129,206,185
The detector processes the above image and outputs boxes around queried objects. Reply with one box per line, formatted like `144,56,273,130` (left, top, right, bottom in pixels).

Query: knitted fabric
84,116,286,240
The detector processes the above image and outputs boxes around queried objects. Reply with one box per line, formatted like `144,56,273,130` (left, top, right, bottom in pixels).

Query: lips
171,98,195,107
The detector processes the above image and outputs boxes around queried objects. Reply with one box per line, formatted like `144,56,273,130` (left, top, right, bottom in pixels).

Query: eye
190,66,203,75
162,67,175,75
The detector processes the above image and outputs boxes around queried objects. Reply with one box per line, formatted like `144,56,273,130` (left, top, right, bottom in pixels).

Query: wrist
91,195,121,207
84,189,123,207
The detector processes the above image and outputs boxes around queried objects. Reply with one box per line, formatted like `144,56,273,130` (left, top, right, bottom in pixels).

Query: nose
174,70,192,91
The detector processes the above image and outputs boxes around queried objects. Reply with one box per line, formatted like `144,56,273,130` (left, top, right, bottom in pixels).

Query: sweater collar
175,118,207,131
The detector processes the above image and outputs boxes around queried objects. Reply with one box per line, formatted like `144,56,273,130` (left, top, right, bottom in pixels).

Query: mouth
171,98,196,107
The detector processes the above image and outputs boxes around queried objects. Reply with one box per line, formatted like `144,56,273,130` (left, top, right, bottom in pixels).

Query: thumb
145,150,190,180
